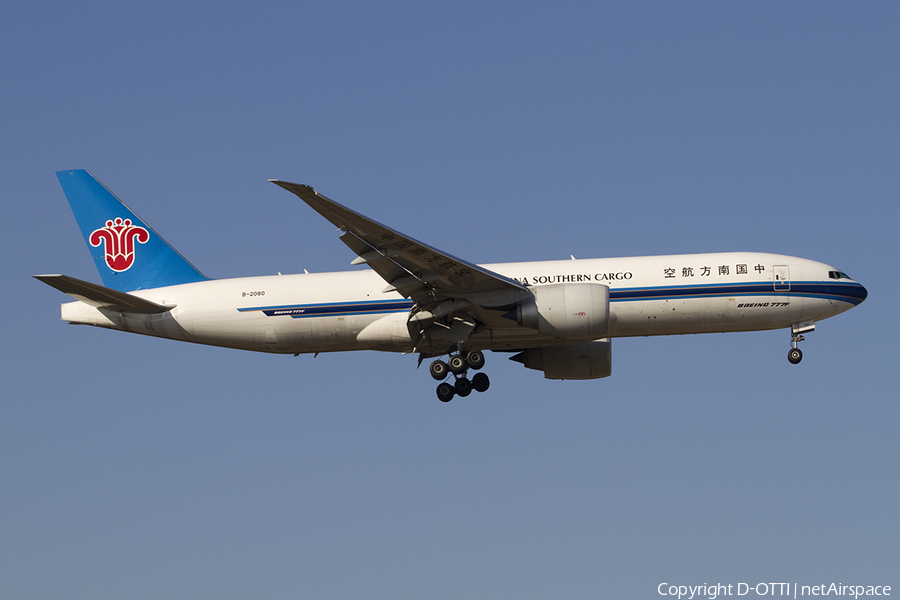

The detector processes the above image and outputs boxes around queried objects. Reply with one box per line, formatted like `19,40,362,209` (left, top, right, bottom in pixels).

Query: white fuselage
59,252,866,355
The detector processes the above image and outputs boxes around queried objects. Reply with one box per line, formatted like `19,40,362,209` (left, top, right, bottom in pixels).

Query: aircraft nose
847,280,868,306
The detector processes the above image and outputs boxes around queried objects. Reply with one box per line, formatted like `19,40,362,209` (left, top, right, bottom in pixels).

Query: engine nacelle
514,283,610,341
511,339,612,380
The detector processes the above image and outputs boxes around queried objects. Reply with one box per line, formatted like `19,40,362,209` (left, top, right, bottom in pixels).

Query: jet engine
510,283,610,341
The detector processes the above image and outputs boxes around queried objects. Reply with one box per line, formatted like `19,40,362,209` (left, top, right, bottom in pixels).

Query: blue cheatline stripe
238,299,415,319
609,281,867,306
237,280,866,319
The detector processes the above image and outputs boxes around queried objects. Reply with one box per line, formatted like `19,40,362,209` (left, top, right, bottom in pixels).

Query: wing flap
34,274,173,313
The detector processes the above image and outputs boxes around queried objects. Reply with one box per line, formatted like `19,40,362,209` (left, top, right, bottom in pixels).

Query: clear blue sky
2,2,897,598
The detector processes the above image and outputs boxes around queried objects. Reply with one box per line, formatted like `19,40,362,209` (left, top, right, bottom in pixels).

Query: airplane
37,170,868,402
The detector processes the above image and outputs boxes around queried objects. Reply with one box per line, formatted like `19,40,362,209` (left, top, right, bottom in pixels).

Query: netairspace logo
657,582,891,599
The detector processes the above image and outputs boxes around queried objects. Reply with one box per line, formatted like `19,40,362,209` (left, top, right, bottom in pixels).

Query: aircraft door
773,265,790,291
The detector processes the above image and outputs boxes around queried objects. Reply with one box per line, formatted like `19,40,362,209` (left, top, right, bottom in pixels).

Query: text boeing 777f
37,170,868,401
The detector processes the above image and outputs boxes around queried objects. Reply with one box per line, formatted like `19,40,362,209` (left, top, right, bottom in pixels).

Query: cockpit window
829,270,852,280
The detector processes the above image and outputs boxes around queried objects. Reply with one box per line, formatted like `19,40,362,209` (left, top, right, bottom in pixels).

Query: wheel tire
430,360,449,380
465,350,485,371
436,382,455,402
472,372,490,393
788,348,803,364
448,355,467,374
455,377,472,397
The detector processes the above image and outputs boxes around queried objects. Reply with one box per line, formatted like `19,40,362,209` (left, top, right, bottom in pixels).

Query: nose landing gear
787,321,815,365
430,350,489,402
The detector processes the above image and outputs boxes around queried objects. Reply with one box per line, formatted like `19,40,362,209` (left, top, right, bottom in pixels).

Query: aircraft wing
34,274,173,313
270,181,530,313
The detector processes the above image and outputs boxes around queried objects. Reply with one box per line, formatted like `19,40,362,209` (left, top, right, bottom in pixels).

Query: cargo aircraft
37,170,868,401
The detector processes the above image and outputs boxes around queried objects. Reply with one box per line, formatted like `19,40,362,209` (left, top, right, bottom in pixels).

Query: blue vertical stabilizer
56,170,209,291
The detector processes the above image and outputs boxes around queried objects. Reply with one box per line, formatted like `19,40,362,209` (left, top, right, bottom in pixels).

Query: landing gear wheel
436,382,455,402
465,350,485,371
472,372,490,393
788,348,803,364
448,355,467,374
454,377,472,397
430,359,449,380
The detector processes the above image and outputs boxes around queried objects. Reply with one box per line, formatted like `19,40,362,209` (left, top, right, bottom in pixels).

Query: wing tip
269,179,315,192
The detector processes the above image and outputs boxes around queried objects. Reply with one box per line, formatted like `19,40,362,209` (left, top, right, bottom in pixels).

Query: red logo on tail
90,218,149,272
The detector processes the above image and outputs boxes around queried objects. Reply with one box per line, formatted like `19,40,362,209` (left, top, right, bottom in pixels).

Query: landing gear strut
431,350,489,402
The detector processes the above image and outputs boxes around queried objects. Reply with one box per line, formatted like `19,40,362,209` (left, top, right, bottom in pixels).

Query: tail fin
56,170,208,292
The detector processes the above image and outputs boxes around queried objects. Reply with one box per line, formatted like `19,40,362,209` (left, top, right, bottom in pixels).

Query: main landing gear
430,350,490,402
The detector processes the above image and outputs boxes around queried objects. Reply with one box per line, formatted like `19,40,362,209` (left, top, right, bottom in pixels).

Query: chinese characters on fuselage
664,264,765,278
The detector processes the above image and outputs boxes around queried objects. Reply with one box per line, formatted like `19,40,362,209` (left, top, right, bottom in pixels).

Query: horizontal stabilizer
33,274,173,313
